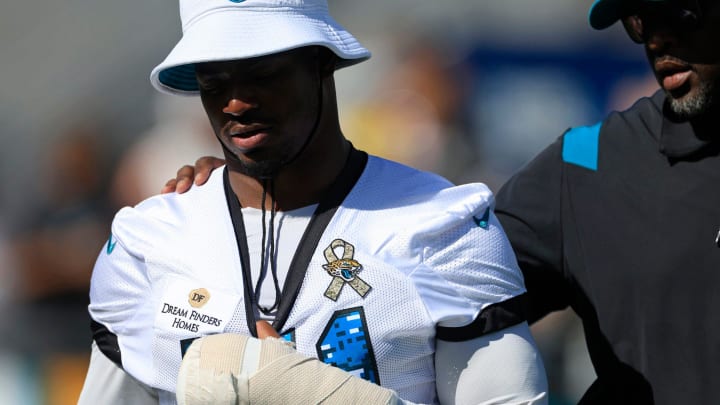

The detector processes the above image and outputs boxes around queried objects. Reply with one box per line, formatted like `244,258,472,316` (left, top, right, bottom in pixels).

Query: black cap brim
588,0,667,30
589,0,624,29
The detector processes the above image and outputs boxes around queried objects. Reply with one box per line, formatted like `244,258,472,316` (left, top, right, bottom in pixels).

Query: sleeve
78,342,159,405
435,322,548,405
408,183,528,340
87,209,158,388
494,136,572,324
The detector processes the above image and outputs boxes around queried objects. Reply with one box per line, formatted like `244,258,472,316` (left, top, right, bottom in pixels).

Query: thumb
256,321,280,339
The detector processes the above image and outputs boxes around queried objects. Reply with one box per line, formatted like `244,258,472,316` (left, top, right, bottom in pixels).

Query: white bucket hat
150,0,371,96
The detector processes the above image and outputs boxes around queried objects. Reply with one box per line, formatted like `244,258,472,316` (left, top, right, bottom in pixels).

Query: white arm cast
78,342,159,405
435,322,548,405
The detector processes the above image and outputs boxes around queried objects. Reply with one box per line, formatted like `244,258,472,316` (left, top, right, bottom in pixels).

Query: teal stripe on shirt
562,121,601,171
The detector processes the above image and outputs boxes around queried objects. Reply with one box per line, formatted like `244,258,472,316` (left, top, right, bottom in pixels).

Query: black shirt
495,90,720,404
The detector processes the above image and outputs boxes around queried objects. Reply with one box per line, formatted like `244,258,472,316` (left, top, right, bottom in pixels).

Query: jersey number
281,306,379,384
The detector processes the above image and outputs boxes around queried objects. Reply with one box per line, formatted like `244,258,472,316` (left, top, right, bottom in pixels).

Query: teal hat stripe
588,0,621,29
589,0,603,21
562,122,601,171
159,64,199,92
589,0,668,29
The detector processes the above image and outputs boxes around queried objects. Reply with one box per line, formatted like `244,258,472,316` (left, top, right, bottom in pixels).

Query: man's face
196,47,322,178
625,0,720,118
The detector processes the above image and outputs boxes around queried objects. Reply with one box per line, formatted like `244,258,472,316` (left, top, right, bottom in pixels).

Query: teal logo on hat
228,0,246,2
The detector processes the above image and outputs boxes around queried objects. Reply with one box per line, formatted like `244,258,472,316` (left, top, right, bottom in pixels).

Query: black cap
588,0,666,29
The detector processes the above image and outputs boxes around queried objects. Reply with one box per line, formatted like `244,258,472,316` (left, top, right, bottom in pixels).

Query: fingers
256,321,280,339
159,165,196,194
162,165,196,195
160,157,225,195
161,178,178,194
194,156,225,186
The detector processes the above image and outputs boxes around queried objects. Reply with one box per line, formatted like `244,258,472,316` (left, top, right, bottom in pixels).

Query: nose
223,98,256,116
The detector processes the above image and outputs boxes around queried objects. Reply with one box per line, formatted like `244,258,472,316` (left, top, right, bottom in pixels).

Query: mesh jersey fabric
88,155,526,404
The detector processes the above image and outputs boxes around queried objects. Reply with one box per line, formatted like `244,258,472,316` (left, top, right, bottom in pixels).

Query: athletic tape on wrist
177,333,400,405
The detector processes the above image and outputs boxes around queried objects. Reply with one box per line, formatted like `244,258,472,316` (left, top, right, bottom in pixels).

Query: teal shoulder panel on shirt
562,121,601,171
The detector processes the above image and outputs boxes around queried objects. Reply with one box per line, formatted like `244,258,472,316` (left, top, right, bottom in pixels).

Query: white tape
176,333,400,405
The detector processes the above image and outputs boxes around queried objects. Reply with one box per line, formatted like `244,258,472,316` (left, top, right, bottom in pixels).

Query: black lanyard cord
255,179,282,315
223,147,368,337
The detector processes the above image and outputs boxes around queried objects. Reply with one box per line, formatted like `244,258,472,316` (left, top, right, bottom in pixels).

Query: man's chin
665,84,715,119
235,159,283,179
221,145,283,179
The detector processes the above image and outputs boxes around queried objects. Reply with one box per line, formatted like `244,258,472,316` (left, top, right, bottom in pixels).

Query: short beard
666,80,716,119
220,143,283,179
235,159,282,179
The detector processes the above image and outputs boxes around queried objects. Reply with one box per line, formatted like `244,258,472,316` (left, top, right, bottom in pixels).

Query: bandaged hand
176,333,401,405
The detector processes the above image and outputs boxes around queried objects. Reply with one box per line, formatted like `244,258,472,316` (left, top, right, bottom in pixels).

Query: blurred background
0,0,659,403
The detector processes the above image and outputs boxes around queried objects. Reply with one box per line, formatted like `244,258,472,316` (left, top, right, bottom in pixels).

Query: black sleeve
495,136,572,324
436,293,528,342
91,320,123,368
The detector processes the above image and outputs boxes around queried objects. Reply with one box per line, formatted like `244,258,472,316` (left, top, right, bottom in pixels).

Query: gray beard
666,80,716,119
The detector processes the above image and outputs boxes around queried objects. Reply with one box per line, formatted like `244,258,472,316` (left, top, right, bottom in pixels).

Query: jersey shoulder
111,168,228,255
346,157,525,317
358,156,494,224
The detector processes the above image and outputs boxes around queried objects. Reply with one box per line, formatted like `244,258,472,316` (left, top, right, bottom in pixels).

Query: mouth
223,122,273,150
228,123,271,137
655,59,693,92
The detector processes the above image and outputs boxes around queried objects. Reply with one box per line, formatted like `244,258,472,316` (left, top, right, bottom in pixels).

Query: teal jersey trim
106,234,117,254
562,121,601,171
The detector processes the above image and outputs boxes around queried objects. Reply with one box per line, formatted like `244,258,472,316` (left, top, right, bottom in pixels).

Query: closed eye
197,78,224,92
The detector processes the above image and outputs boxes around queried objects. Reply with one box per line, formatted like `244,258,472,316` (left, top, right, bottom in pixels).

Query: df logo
188,288,211,308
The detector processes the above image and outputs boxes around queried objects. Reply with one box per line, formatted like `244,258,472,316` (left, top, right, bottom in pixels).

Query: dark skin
629,0,720,130
190,46,351,211
163,48,349,338
256,320,279,338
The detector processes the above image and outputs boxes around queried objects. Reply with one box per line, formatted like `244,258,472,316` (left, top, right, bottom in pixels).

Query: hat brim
589,0,667,30
150,7,371,96
588,0,625,29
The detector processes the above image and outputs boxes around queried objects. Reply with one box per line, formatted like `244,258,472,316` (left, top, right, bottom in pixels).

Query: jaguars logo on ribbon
322,239,371,301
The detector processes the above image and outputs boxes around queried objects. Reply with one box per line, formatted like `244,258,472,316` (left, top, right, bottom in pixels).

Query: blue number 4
315,307,380,384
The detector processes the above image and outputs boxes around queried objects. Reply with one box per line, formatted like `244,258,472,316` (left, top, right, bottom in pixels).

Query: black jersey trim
274,148,368,332
224,168,260,336
224,147,368,336
91,319,122,368
436,293,528,342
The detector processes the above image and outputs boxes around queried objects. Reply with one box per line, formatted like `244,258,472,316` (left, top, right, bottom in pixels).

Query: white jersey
88,153,526,404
